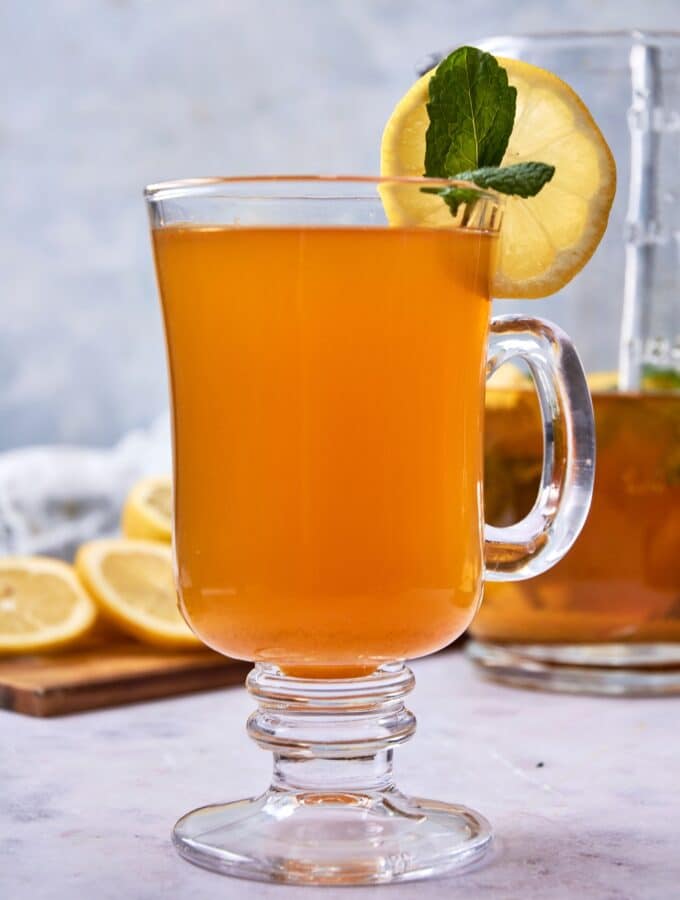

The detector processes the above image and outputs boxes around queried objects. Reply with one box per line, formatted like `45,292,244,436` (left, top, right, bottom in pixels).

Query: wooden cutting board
0,641,249,717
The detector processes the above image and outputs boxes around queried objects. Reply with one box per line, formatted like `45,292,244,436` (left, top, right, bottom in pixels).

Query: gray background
3,1,679,450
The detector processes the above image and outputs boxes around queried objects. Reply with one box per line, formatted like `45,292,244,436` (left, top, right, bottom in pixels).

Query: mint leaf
641,365,680,392
421,46,555,218
456,162,555,197
423,163,555,216
424,46,516,177
421,184,483,216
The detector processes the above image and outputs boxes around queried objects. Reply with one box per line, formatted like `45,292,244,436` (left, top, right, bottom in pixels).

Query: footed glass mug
146,176,594,885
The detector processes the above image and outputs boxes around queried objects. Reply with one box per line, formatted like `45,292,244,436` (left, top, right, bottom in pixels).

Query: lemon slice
485,363,532,410
380,56,616,298
121,476,172,542
75,538,201,649
587,370,619,393
0,557,97,655
487,363,530,391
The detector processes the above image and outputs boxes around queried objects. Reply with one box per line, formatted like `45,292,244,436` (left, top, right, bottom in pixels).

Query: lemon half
121,476,172,542
76,538,200,649
0,557,97,655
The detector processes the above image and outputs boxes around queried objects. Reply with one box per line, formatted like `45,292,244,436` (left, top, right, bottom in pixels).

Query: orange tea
153,225,495,675
476,388,680,645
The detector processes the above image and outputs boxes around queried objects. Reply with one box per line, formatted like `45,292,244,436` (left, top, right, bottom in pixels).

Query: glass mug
146,176,594,885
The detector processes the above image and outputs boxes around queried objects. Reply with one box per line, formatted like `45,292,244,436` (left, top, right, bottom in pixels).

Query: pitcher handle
484,315,595,581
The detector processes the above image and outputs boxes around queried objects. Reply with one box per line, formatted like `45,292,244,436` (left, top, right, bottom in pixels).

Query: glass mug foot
172,664,492,885
468,640,680,696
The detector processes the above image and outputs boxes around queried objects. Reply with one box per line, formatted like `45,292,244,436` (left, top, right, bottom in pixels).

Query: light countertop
2,652,677,899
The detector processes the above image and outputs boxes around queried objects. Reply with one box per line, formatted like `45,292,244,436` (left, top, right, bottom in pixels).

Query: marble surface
2,652,678,899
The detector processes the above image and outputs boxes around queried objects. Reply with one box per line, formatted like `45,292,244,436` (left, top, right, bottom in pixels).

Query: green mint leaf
421,47,555,219
456,162,556,197
424,46,516,177
641,365,680,392
419,162,553,219
421,184,482,216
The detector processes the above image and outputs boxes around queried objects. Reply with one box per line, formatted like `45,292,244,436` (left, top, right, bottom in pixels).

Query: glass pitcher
440,32,680,695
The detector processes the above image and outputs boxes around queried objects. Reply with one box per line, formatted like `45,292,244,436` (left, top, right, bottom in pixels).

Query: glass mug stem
248,663,416,794
175,661,493,883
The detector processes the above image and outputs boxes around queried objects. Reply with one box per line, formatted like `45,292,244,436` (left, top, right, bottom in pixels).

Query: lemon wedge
75,538,201,649
380,56,616,298
121,476,172,542
0,557,97,655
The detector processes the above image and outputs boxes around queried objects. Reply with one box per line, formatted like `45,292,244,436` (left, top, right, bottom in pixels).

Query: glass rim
418,30,680,77
478,28,680,47
144,174,501,205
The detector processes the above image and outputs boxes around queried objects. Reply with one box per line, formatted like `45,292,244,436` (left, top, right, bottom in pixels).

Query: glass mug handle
484,315,595,581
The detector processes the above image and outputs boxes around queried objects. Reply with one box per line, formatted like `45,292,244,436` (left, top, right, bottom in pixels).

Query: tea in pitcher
476,383,680,647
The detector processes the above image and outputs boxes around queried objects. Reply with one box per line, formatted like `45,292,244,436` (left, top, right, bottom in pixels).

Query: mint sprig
423,46,555,215
455,163,555,197
421,184,481,216
425,46,516,176
641,365,680,393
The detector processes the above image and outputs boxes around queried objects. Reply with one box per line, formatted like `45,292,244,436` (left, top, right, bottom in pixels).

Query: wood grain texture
0,641,248,717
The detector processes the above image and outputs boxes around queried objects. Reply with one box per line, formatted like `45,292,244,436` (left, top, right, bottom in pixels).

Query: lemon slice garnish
381,56,616,298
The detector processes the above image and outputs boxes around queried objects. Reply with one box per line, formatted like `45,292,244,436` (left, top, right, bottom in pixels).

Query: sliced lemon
380,56,616,298
0,557,97,655
121,475,172,542
587,370,619,393
485,362,532,409
75,538,201,649
487,362,531,391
